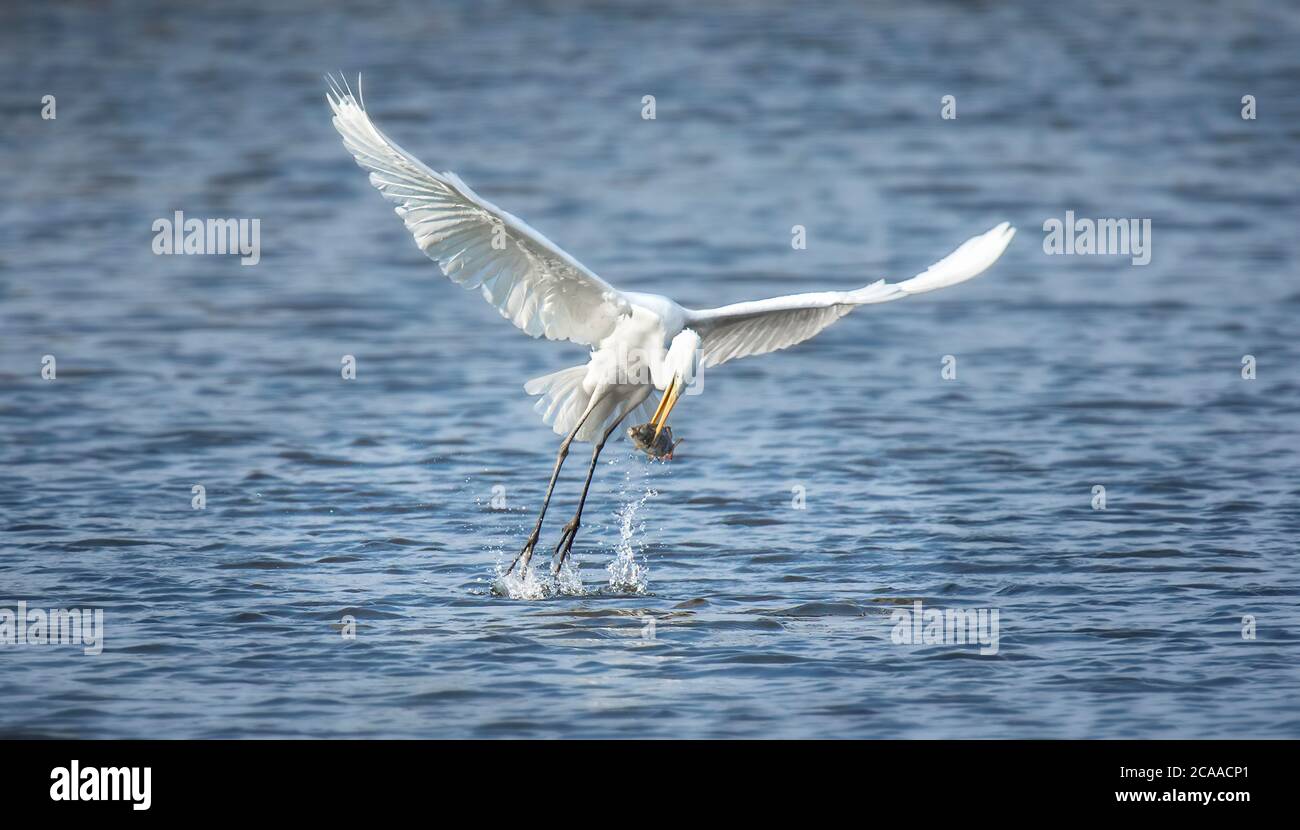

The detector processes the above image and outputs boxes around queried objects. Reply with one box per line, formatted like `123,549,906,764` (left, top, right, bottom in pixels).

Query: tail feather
526,365,588,435
524,365,654,442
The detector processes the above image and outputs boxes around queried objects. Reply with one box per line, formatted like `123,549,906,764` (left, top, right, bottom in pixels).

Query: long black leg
505,395,602,575
551,391,649,574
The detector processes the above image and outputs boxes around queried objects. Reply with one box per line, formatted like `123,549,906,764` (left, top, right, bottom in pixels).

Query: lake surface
1,0,1298,738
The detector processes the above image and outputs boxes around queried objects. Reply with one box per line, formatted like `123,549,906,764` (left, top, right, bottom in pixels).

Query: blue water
2,0,1298,738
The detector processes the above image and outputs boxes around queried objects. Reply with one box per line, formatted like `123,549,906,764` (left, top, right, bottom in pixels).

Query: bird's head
651,329,701,441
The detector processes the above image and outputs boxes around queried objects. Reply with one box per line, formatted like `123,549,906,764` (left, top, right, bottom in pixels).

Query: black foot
507,530,540,575
550,518,581,575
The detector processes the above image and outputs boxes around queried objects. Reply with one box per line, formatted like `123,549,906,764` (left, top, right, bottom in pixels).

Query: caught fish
627,422,683,460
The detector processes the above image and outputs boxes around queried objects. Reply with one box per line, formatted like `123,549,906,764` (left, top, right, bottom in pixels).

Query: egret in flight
327,78,1015,578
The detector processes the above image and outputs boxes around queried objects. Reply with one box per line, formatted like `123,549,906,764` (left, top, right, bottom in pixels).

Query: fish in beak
627,422,681,460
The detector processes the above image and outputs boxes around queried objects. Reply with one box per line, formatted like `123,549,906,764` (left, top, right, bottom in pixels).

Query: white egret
327,77,1015,577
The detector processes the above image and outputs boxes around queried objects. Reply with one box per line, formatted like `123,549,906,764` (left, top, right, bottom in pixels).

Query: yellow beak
651,374,683,441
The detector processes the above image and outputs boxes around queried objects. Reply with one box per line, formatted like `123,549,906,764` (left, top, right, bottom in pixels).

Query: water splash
606,452,658,594
491,559,553,600
553,554,585,596
489,536,589,599
488,449,660,599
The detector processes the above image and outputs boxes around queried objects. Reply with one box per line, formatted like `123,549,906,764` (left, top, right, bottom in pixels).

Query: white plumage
327,78,1015,442
327,76,1016,574
684,223,1016,367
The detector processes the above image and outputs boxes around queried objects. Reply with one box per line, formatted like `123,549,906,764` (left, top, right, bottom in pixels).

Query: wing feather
685,223,1015,367
327,76,630,345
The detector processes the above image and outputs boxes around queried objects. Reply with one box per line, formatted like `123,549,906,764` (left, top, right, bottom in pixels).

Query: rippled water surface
2,0,1298,738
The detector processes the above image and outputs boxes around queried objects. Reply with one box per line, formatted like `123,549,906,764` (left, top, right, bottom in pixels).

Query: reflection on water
1,0,1298,738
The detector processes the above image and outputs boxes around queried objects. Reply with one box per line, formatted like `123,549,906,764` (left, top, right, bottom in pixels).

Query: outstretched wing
684,222,1015,367
327,77,631,346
